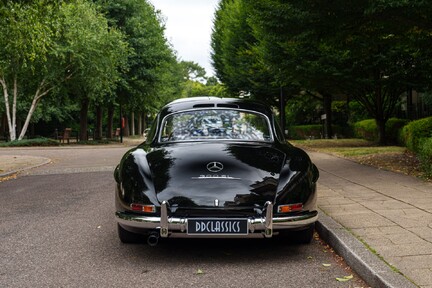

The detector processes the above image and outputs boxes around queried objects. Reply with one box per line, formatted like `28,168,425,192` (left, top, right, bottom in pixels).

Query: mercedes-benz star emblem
206,161,224,173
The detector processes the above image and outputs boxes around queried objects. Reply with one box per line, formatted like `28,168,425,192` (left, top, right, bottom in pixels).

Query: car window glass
160,109,272,142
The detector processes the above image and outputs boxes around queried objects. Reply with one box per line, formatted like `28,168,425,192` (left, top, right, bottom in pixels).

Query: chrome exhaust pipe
147,232,159,246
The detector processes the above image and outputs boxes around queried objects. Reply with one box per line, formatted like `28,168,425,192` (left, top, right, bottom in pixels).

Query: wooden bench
114,128,121,140
58,128,72,144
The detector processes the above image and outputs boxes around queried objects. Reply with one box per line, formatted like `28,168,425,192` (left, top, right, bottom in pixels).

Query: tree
98,0,180,136
57,0,128,141
245,0,432,144
0,1,61,140
211,0,286,130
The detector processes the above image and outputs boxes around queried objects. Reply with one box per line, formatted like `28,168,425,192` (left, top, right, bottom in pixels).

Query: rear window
159,109,272,143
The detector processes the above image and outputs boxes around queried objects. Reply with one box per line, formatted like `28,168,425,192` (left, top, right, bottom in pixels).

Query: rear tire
278,223,315,244
294,223,315,244
118,224,142,243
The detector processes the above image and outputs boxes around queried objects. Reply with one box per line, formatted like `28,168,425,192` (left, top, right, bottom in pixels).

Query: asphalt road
0,146,368,287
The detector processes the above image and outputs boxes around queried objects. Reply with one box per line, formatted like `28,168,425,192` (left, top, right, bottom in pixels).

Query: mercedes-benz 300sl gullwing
114,97,319,245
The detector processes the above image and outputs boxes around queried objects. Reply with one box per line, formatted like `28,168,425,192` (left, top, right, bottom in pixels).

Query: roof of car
159,96,272,118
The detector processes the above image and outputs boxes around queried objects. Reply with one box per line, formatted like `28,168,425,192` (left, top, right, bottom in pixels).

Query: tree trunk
375,78,387,146
107,105,114,139
138,112,142,136
123,116,130,137
79,98,89,141
18,96,39,140
376,118,387,146
95,105,103,140
322,93,333,138
0,76,17,140
131,112,135,136
1,79,13,140
407,88,413,120
0,113,6,136
18,79,53,140
12,76,17,140
143,112,148,131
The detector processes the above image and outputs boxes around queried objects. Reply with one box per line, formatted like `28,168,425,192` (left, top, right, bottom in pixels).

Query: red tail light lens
130,204,156,213
278,203,303,213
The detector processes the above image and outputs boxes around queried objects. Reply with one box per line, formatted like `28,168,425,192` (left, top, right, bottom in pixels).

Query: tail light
278,203,303,213
130,203,156,213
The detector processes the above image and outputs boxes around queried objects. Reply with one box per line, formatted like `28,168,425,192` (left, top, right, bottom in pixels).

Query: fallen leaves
336,274,353,282
0,174,17,182
352,151,422,177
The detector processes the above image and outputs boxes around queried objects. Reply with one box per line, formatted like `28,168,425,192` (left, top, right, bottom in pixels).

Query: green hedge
0,137,60,147
353,118,408,144
418,137,432,178
287,125,343,140
400,116,432,152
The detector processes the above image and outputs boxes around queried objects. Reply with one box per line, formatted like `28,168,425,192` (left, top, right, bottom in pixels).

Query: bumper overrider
116,201,318,238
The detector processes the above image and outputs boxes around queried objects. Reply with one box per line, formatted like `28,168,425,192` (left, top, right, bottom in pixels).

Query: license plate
187,218,248,235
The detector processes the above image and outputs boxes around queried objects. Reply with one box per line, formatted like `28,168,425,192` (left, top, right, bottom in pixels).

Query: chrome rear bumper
115,201,318,238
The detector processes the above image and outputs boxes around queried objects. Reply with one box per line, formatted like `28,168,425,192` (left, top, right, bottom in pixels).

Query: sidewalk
0,147,431,287
0,138,143,177
310,151,432,288
0,155,51,177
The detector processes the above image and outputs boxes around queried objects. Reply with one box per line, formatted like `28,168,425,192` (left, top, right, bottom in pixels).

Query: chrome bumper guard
116,201,318,238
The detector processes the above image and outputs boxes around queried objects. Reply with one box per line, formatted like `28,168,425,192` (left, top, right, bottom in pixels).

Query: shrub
418,137,432,178
0,138,60,147
353,118,408,144
353,119,377,141
400,116,432,152
287,125,343,140
348,101,370,123
386,118,409,144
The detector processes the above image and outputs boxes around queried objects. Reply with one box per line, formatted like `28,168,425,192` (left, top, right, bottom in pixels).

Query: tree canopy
212,0,432,144
0,0,188,140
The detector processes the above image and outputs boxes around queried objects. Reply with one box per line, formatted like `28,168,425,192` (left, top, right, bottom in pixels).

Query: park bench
114,128,121,140
58,128,72,144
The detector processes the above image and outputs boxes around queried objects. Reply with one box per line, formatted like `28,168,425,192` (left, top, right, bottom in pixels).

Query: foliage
57,0,128,101
400,116,432,152
76,139,111,145
179,61,207,82
291,139,374,149
348,101,371,124
422,91,432,107
285,96,322,125
354,118,408,144
418,137,432,178
179,61,229,98
0,0,61,140
0,0,129,141
288,125,343,140
221,0,432,145
353,119,377,141
98,0,179,114
211,0,281,105
0,138,59,147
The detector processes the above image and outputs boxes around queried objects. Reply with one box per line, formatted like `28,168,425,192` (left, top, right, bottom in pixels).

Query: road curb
0,157,51,177
316,210,418,288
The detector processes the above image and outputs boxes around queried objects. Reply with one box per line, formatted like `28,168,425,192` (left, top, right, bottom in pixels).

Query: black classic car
114,97,319,245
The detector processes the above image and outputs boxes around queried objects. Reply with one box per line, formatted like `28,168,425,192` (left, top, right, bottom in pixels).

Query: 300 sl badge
191,175,241,180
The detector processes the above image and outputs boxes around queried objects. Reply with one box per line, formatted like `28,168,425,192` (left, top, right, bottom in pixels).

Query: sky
151,0,220,77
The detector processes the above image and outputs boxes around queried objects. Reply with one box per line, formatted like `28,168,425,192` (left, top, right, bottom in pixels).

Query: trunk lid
147,142,285,208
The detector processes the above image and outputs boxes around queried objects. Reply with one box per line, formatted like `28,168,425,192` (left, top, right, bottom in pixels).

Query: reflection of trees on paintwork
224,145,284,173
146,149,174,192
